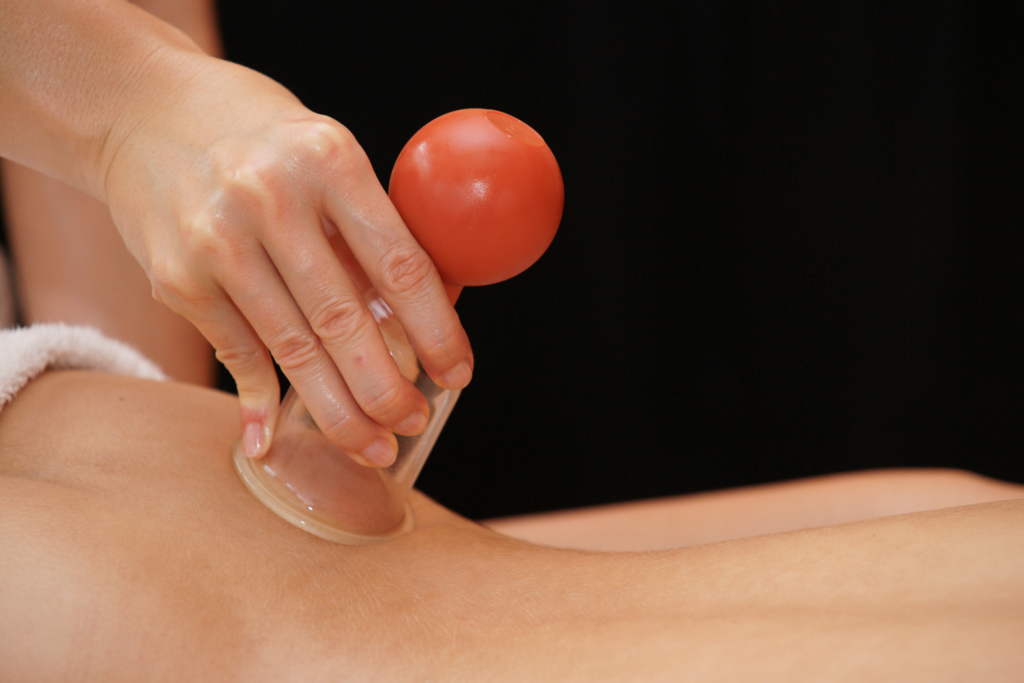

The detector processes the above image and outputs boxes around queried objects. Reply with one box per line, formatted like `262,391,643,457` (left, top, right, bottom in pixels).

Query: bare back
1,370,1022,681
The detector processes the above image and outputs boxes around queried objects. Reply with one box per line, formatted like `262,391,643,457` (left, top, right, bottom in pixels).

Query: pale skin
3,3,1023,678
1,369,1022,681
1,0,221,386
0,0,474,466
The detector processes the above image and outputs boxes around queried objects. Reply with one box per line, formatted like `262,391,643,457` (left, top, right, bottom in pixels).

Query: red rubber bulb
389,109,564,288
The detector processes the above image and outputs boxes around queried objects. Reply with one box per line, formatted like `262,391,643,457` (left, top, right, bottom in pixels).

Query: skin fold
1,370,1021,682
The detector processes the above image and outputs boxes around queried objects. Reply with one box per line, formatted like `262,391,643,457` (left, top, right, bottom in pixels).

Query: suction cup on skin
234,352,458,544
235,109,562,544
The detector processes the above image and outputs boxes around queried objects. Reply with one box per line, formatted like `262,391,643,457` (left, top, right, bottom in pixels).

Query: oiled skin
0,0,473,464
1,0,222,385
1,370,1022,682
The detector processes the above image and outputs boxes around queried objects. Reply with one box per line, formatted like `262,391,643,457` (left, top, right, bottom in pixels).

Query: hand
101,51,473,465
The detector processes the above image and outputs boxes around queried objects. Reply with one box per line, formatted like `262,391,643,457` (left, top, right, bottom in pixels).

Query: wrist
0,0,206,199
87,6,210,203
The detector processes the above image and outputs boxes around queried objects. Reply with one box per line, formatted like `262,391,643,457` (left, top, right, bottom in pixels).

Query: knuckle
290,119,375,184
419,314,469,359
376,245,435,298
307,294,372,345
317,412,355,448
414,328,451,359
174,215,258,286
226,165,283,221
206,146,286,226
147,256,203,307
268,330,323,373
215,345,267,376
293,119,355,163
359,381,406,421
418,326,472,374
179,216,236,261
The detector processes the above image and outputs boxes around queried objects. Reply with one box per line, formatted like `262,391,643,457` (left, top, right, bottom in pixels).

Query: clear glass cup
233,289,460,544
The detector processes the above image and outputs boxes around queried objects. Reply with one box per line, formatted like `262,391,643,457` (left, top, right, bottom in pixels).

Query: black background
213,1,1023,520
6,2,1020,520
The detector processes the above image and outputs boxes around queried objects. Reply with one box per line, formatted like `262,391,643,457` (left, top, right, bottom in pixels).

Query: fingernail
439,359,473,389
243,420,266,459
394,404,430,436
361,437,397,467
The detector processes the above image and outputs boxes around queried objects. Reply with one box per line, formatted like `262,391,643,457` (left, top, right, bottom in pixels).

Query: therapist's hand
101,52,473,465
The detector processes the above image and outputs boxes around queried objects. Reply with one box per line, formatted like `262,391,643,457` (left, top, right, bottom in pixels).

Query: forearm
0,0,207,197
1,0,222,384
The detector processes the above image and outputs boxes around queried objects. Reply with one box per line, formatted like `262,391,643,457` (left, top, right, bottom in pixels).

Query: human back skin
1,370,1022,681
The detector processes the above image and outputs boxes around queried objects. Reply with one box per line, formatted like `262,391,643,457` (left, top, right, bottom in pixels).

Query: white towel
0,323,166,413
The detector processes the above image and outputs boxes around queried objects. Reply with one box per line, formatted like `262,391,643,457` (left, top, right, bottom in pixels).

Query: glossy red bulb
389,109,564,287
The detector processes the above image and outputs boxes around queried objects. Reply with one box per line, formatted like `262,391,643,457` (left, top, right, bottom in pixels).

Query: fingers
319,144,474,391
260,207,431,441
225,260,404,467
372,235,474,389
133,110,471,467
153,277,280,460
152,220,417,467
